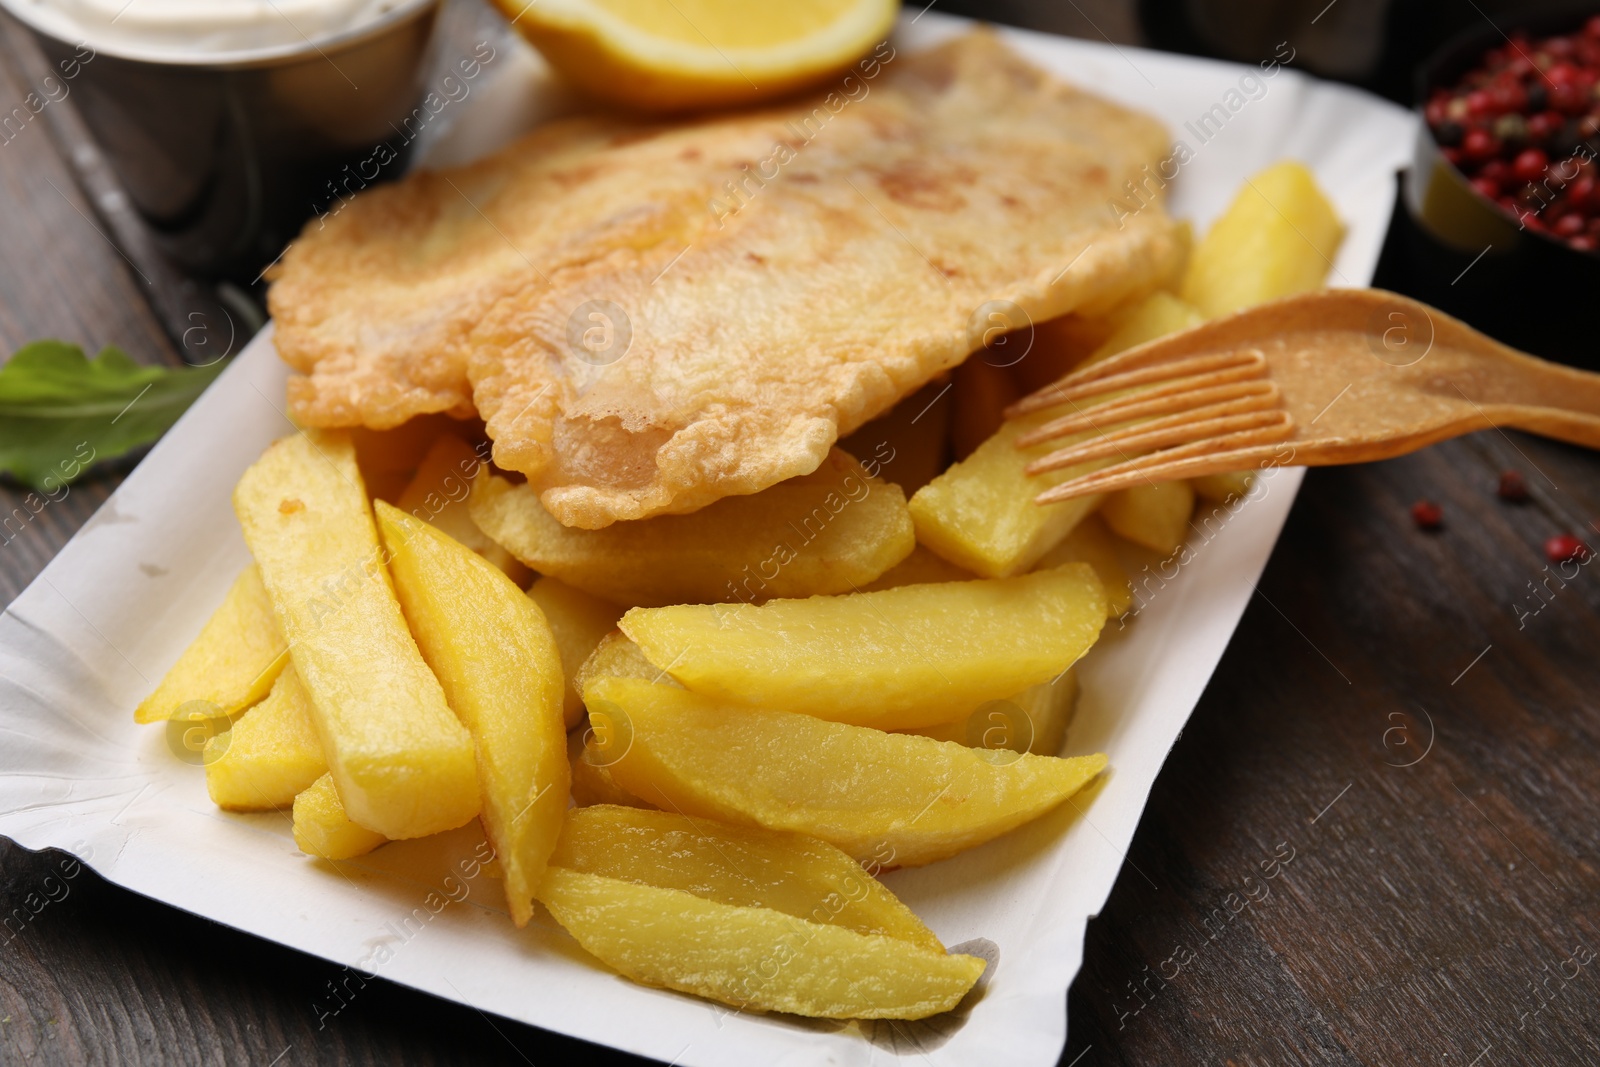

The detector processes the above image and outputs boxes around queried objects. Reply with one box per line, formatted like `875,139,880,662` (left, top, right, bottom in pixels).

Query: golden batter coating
270,30,1180,527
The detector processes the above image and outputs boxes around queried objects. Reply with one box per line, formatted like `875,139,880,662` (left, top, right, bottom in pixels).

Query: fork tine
1032,424,1298,505
1013,378,1278,449
1006,348,1268,419
1025,407,1292,474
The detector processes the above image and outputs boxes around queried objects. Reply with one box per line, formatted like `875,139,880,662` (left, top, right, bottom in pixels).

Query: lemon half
496,0,900,112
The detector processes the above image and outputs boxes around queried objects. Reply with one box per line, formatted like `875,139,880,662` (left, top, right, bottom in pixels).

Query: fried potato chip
234,430,479,840
620,564,1105,730
135,564,287,724
471,449,913,607
204,666,327,812
590,676,1108,867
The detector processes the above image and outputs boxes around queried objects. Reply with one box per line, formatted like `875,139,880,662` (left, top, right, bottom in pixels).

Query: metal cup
1,0,440,280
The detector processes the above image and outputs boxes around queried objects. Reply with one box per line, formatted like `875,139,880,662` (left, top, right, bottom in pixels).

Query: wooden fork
1005,288,1600,506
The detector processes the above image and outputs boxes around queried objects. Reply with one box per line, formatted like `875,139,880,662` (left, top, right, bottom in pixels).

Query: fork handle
1474,348,1600,449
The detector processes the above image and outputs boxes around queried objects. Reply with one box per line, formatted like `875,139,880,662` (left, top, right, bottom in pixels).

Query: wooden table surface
3,5,1599,1066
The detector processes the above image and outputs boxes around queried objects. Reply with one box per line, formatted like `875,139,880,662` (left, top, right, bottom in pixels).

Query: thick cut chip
570,634,665,808
1180,160,1344,319
526,577,624,729
859,545,975,591
589,676,1109,867
909,670,1079,758
620,564,1105,730
1034,515,1132,617
552,806,942,951
575,631,668,697
909,292,1203,580
538,868,985,1019
1192,470,1255,502
1102,480,1195,555
909,415,1107,579
136,564,288,724
233,430,479,840
294,774,388,860
377,501,569,928
568,730,652,809
471,449,914,607
396,433,528,582
1081,290,1203,367
270,31,1182,527
204,666,327,811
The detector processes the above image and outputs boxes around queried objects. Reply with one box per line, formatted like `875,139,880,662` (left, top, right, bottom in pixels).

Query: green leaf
0,340,226,491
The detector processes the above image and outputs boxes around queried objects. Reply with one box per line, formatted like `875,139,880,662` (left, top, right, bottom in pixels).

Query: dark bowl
1401,5,1600,367
0,0,440,281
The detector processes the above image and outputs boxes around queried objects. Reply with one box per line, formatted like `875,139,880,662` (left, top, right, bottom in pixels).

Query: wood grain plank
1064,434,1600,1066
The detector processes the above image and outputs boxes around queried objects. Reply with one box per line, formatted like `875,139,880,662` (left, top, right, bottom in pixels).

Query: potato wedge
1192,470,1255,502
908,415,1107,579
204,665,327,811
568,730,652,809
909,670,1078,758
135,564,288,724
859,544,976,591
1181,160,1344,319
1034,516,1132,617
233,430,479,840
620,564,1105,730
1102,480,1196,555
377,501,568,928
470,449,914,607
396,433,528,583
1081,290,1204,368
293,773,388,860
574,631,667,696
538,868,984,1019
906,292,1203,580
569,633,669,808
526,577,624,730
552,806,943,951
590,676,1108,867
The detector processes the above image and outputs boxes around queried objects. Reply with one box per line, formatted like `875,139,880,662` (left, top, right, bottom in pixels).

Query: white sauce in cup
13,0,409,56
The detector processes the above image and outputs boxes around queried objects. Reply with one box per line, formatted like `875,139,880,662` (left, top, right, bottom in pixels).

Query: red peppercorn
1411,501,1443,530
1548,61,1582,86
1545,533,1589,563
1470,176,1501,200
1463,127,1500,160
1513,147,1550,182
1570,234,1597,251
1467,88,1497,117
1553,83,1589,114
1587,15,1600,38
1497,470,1529,501
1529,110,1564,141
1556,213,1587,236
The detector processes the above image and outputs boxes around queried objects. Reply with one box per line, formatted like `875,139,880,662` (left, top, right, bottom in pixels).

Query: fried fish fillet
270,29,1182,528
